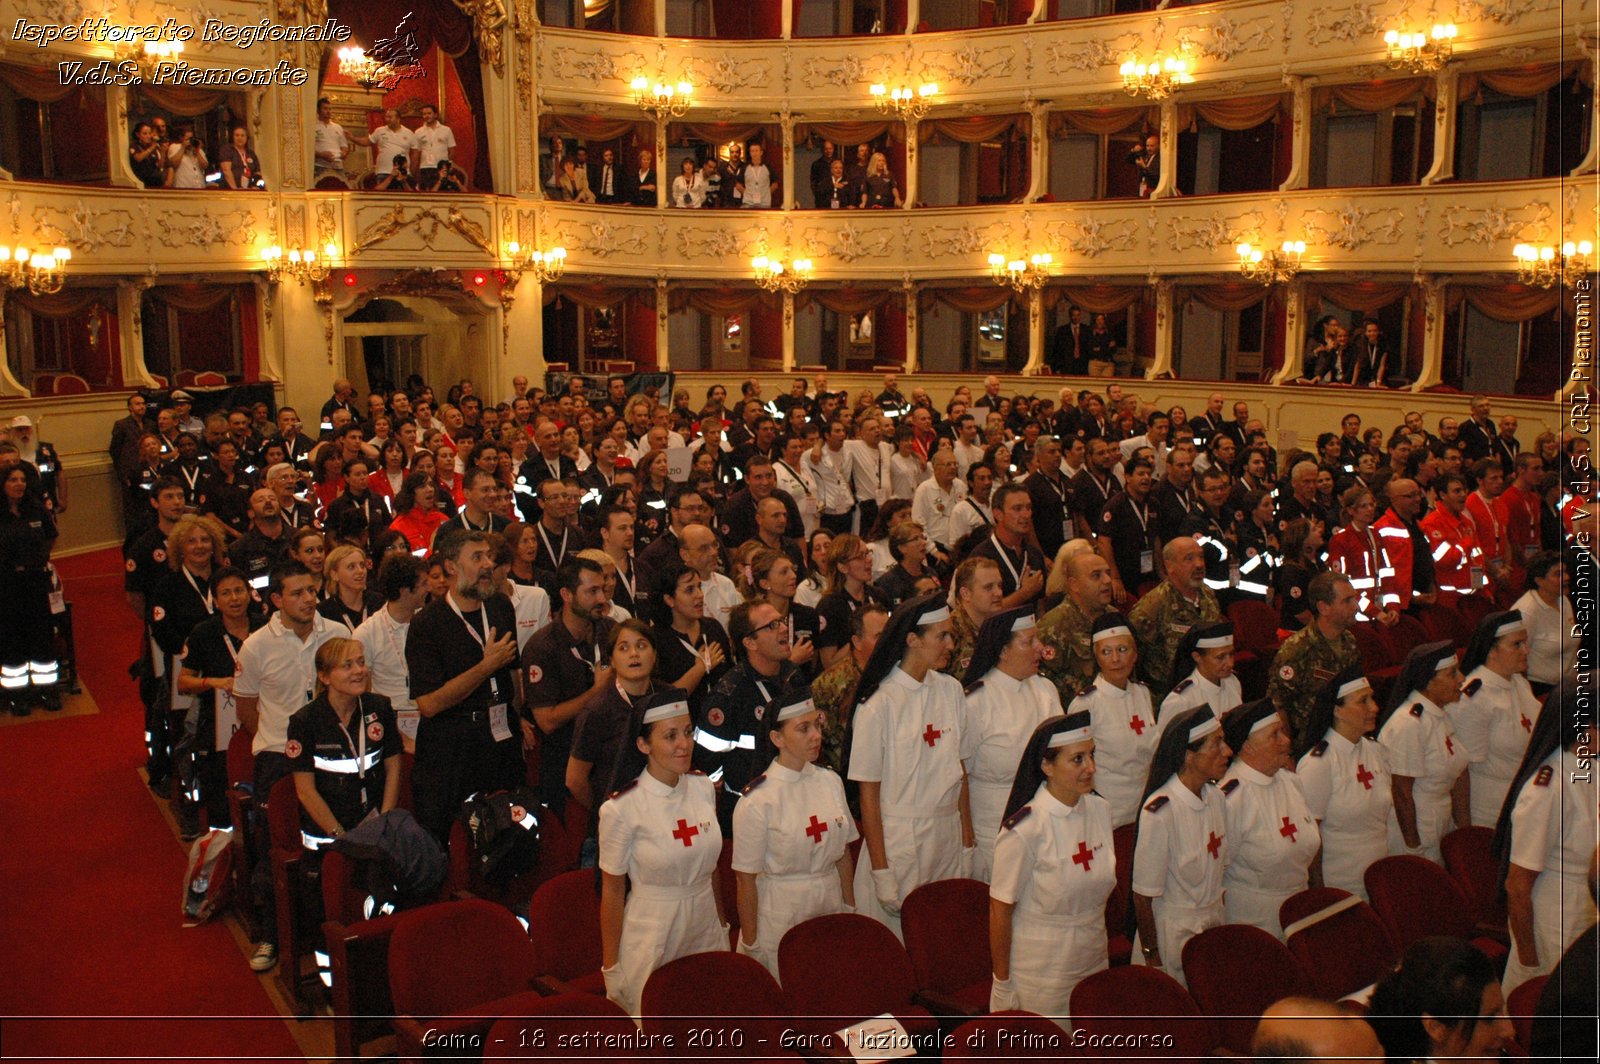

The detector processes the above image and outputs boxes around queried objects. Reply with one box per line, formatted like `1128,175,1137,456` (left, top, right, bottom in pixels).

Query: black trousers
412,714,523,844
250,751,292,943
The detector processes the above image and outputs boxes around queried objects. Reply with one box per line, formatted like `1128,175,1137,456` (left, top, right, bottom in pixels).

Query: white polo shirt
233,612,350,755
370,124,417,174
313,119,349,166
414,122,456,168
352,606,415,715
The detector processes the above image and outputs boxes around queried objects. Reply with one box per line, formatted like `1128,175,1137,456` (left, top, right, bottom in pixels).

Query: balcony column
656,275,671,371
118,279,160,388
903,279,920,372
655,0,667,35
1024,101,1048,203
0,293,26,396
781,1,793,38
1420,67,1457,185
1145,280,1175,378
781,110,796,210
1411,275,1446,391
655,118,669,209
1272,280,1307,384
1023,287,1046,374
1279,76,1312,192
903,118,920,209
1151,98,1179,200
108,90,139,188
905,0,919,34
1574,50,1600,176
1026,0,1047,23
782,293,797,371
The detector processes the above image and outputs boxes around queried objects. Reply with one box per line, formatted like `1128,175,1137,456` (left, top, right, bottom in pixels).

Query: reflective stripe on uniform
694,731,756,754
312,749,383,774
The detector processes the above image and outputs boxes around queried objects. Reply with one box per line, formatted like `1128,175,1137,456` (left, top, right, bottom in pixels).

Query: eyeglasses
751,617,788,636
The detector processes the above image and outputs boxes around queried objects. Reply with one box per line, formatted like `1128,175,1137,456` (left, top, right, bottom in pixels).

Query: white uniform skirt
1224,883,1297,941
615,880,727,1018
1387,790,1453,864
1131,898,1225,989
853,803,962,940
751,869,847,976
1319,825,1388,901
1501,869,1599,996
1011,907,1108,1031
968,778,1011,884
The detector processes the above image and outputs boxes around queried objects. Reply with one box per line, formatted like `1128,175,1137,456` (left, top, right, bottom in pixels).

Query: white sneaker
249,942,277,972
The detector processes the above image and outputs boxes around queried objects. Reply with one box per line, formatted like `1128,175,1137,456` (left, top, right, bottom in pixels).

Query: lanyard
182,567,215,613
1088,472,1113,504
537,523,569,568
777,460,810,496
965,499,992,526
752,675,773,704
616,556,635,603
335,695,370,807
449,596,502,702
988,534,1024,588
1127,498,1151,537
179,464,200,495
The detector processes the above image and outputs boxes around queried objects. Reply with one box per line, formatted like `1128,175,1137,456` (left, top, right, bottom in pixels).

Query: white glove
872,868,901,915
959,846,975,879
601,963,623,1005
1405,842,1426,857
989,975,1020,1013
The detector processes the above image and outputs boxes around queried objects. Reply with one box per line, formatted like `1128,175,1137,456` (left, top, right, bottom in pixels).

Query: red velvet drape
626,301,657,364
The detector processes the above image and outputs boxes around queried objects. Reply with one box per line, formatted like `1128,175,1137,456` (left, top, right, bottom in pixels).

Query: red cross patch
367,721,384,742
151,606,166,621
1278,665,1295,681
285,740,302,759
708,707,725,727
753,704,765,721
526,664,543,684
152,549,167,563
510,805,527,822
125,558,136,572
1040,645,1056,660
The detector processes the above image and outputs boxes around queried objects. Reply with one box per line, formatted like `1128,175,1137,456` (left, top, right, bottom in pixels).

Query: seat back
1416,604,1471,646
483,996,635,1059
778,913,918,1033
526,870,603,981
1070,965,1217,1059
1279,888,1397,1000
640,951,788,1053
1350,622,1394,671
265,774,302,855
1365,855,1475,953
1183,924,1312,1054
1228,599,1283,655
387,899,537,1019
1104,823,1136,958
901,878,990,996
1441,826,1507,929
944,1012,1069,1059
225,726,255,786
1506,974,1548,1053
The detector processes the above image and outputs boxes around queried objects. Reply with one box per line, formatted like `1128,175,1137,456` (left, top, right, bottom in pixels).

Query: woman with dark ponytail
844,592,972,938
1377,641,1467,863
1128,705,1232,988
1295,664,1390,900
1492,683,1597,995
988,713,1114,1026
731,685,857,976
1451,610,1539,826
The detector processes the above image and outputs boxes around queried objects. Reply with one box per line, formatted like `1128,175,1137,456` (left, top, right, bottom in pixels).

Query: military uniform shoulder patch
1461,678,1483,697
1073,682,1097,699
605,778,640,803
1409,703,1425,718
1144,795,1169,813
1309,741,1329,758
1172,678,1193,694
1278,664,1295,681
1533,765,1553,787
741,774,767,796
963,679,985,696
1220,779,1241,796
686,768,707,777
1001,805,1032,831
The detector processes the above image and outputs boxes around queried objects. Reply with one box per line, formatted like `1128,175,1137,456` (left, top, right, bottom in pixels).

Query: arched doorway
338,277,496,400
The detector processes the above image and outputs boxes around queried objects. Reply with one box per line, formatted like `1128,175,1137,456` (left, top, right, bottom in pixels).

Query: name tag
489,703,513,743
1139,550,1154,575
214,691,239,749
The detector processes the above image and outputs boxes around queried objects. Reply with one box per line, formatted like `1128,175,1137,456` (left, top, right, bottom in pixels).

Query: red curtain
712,0,784,38
625,301,657,364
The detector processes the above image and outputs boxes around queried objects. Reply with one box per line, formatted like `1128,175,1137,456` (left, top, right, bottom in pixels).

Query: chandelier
115,37,185,78
988,252,1053,293
1119,55,1193,100
261,244,338,285
1236,240,1305,285
1382,24,1457,74
0,245,70,295
752,255,813,294
1513,242,1591,289
337,47,400,91
631,77,692,119
505,242,568,283
869,82,938,120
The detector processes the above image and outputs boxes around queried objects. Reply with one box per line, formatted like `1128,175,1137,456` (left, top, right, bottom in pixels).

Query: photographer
165,124,209,190
377,154,416,192
431,161,467,193
1126,133,1160,198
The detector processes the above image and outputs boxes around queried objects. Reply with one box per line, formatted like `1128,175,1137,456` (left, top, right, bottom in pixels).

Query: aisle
0,549,310,1062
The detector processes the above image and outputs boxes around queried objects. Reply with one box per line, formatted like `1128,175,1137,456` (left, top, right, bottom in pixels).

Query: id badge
1139,549,1154,575
214,690,239,750
1469,566,1484,588
489,703,513,743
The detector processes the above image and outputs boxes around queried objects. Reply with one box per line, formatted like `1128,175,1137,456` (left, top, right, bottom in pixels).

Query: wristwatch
1141,945,1158,958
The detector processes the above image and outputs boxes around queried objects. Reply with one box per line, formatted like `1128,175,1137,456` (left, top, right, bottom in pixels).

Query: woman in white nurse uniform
1296,664,1391,901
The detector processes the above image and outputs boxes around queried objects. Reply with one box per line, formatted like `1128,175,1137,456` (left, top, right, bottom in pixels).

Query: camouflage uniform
940,605,981,680
1127,582,1222,702
811,651,862,777
1036,595,1104,706
1267,623,1361,744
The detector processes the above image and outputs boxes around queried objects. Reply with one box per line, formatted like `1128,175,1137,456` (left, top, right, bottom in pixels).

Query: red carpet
0,549,307,1062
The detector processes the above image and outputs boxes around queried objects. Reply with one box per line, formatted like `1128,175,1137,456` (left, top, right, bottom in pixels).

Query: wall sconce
505,242,568,283
1119,55,1193,100
0,245,70,295
752,255,813,293
1513,241,1591,289
631,77,692,119
1236,240,1305,285
988,252,1052,292
869,82,938,120
1383,24,1456,73
261,244,338,285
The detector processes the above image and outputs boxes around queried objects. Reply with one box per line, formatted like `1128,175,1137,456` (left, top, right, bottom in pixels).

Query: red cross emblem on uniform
1520,714,1531,733
671,818,699,847
1072,840,1094,872
1444,735,1454,756
1279,816,1298,843
1206,831,1223,859
922,724,942,747
805,815,828,844
1129,715,1146,736
1356,763,1375,790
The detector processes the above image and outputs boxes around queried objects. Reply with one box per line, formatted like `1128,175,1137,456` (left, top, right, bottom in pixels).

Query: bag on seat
330,809,446,916
458,787,544,884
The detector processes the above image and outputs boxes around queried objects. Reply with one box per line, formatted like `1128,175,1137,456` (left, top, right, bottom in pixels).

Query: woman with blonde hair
318,544,383,629
860,151,903,209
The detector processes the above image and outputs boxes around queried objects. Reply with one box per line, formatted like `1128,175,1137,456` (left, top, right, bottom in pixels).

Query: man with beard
405,530,529,841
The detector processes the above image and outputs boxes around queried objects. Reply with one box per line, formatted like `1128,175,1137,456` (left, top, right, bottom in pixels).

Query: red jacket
1326,523,1397,621
1419,505,1485,603
1373,510,1425,610
1494,484,1541,581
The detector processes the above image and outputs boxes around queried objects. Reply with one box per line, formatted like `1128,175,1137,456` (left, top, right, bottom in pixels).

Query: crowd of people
3,367,1593,1049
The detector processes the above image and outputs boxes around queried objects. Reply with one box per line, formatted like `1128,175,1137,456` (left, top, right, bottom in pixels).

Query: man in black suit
1219,400,1250,452
590,147,620,204
1048,306,1088,375
1490,415,1521,476
625,148,657,207
1457,394,1497,463
808,140,837,209
108,392,155,482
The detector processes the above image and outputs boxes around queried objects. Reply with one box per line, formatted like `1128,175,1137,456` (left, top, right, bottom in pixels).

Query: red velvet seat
1104,824,1135,966
1364,855,1509,967
526,870,606,996
1278,887,1396,1000
943,1011,1069,1059
640,951,796,1058
777,913,940,1056
1416,604,1471,646
224,728,256,907
388,899,543,1061
1069,965,1218,1059
1349,623,1401,706
1441,826,1509,933
320,850,406,1060
482,995,636,1059
265,774,320,1014
1454,593,1499,631
1506,974,1548,1053
445,799,570,909
1379,613,1432,664
1182,924,1312,1055
901,878,992,1017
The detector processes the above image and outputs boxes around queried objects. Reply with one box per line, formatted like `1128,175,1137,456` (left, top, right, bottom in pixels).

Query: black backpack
458,787,544,885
